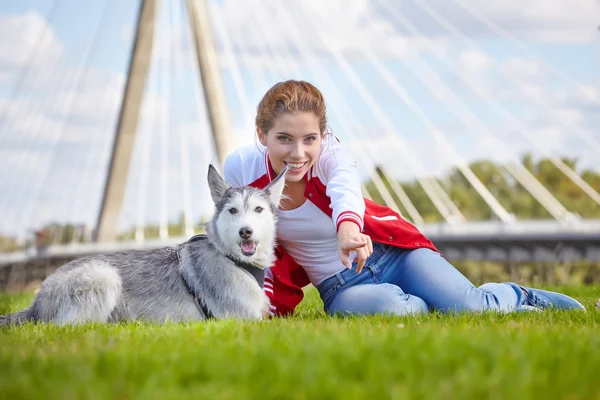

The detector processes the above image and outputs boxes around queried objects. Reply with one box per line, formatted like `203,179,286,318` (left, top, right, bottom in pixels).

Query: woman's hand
337,221,373,273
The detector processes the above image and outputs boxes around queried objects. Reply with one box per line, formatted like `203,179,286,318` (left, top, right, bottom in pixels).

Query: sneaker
520,287,586,311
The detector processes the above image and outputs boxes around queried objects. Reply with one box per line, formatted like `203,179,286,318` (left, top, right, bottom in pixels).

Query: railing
2,219,599,266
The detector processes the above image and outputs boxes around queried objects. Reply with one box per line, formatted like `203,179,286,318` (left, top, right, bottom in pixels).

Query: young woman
223,80,585,317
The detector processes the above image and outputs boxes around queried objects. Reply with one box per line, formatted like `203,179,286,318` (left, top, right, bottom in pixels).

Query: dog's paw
260,295,272,320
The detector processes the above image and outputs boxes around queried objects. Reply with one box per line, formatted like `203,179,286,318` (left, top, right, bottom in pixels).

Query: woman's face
258,112,323,183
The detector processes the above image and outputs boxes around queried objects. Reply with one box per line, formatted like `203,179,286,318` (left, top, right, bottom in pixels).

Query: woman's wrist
337,220,361,236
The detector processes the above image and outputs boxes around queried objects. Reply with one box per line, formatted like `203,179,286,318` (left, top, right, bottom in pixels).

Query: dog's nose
239,227,253,239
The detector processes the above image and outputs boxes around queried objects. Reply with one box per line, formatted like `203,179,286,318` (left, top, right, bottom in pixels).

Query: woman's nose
290,143,304,158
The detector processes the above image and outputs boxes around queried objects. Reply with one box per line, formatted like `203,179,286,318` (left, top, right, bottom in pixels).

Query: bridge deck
2,220,599,267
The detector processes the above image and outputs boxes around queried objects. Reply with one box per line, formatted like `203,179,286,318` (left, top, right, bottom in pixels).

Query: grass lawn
1,285,599,400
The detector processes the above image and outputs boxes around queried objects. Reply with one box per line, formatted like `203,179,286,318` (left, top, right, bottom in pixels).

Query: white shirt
276,199,347,286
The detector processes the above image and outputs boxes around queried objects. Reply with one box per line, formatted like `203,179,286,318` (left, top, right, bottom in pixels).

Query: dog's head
206,164,287,269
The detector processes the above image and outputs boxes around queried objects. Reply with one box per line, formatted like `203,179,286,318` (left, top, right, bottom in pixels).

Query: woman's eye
305,136,316,142
229,208,238,215
277,136,290,142
254,206,263,213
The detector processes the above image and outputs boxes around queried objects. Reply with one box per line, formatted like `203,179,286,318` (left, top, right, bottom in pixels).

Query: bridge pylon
95,0,231,242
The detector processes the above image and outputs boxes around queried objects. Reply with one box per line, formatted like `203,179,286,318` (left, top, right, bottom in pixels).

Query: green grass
1,286,600,400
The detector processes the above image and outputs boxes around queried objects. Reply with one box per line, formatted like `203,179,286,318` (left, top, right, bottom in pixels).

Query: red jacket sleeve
264,246,311,317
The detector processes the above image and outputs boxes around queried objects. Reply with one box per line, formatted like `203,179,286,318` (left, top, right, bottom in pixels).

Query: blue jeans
316,242,528,316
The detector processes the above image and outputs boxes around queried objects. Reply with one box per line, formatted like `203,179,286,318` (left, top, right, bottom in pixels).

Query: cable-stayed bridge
0,0,599,285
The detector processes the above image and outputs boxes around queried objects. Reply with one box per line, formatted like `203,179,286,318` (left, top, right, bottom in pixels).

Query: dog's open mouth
240,240,257,256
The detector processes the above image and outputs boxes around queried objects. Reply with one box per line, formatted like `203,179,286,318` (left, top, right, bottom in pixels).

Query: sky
0,0,598,239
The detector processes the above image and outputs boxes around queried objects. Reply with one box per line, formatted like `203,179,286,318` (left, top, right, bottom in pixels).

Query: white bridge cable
208,0,254,129
175,0,195,238
230,2,292,105
453,0,600,106
0,3,80,206
260,2,443,221
281,2,462,223
68,90,119,242
251,2,424,224
369,1,570,221
134,101,157,242
0,51,69,210
218,1,302,130
353,4,518,223
214,3,281,119
23,0,115,243
4,0,112,239
223,5,273,105
408,1,585,219
67,52,125,244
61,1,130,243
414,0,600,156
312,13,467,223
184,0,229,232
377,0,600,209
221,3,308,122
134,2,162,243
243,3,298,81
158,0,172,240
243,2,398,214
183,0,219,223
0,0,62,138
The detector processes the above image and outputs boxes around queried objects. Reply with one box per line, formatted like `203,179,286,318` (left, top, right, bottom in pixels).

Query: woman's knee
327,283,429,317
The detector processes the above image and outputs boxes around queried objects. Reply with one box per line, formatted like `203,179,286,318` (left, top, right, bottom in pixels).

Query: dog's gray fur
0,165,287,325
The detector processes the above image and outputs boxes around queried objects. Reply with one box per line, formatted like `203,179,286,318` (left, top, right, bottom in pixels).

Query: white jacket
223,135,365,231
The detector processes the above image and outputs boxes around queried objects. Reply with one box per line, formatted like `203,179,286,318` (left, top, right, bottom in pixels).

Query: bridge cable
5,0,113,241
377,0,600,209
252,0,424,224
0,0,63,138
368,0,571,221
415,0,600,156
453,0,600,107
278,0,463,223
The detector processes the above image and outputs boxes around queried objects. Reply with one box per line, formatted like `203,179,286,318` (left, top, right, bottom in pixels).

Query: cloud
467,0,599,43
0,12,63,75
120,25,134,43
0,9,215,236
210,0,600,79
459,50,496,72
383,0,600,44
0,1,598,238
215,0,450,66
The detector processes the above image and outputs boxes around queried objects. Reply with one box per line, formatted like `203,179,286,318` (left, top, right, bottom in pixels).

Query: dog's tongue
241,241,256,253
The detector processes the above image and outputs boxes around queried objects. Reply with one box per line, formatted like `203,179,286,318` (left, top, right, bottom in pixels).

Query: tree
363,154,600,221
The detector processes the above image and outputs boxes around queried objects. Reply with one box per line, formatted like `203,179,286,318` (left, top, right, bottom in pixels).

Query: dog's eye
254,206,263,213
229,208,238,215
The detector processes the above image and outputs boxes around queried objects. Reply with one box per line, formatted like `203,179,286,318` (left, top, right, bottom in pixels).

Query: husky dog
1,165,287,325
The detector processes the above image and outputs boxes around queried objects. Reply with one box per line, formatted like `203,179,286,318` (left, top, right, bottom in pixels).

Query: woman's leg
315,244,429,316
326,283,429,316
380,247,528,313
380,247,584,313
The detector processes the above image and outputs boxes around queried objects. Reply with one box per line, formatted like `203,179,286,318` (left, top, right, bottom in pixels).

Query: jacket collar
264,150,276,183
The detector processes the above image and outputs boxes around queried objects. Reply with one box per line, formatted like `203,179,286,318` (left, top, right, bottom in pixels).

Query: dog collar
224,255,265,288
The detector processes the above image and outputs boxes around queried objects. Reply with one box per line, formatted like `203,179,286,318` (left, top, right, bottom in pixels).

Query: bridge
0,0,599,290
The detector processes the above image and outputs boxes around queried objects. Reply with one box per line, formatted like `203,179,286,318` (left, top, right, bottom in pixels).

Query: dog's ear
266,166,287,206
207,164,230,205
